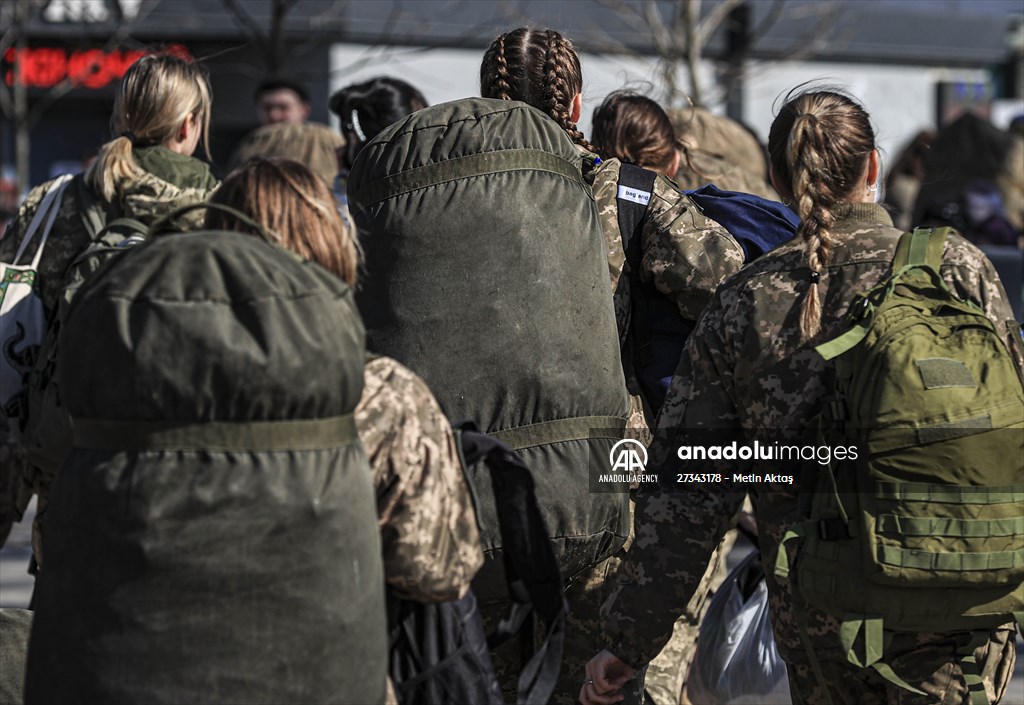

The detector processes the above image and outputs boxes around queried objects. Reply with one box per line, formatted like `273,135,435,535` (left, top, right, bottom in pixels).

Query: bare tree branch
696,0,744,47
751,0,786,39
222,0,268,53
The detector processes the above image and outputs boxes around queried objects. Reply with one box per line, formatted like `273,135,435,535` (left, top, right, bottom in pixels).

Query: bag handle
146,201,277,243
13,174,74,267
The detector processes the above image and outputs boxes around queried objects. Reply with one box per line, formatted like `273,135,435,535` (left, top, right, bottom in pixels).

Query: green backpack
776,227,1024,705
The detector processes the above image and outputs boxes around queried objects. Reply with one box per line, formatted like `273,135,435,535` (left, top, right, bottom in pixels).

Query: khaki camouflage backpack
776,227,1024,705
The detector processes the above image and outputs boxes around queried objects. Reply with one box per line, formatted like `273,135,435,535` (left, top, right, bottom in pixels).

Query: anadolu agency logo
598,439,657,486
610,438,648,473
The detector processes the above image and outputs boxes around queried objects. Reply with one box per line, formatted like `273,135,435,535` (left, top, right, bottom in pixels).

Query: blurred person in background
255,74,311,125
884,129,935,232
328,77,428,204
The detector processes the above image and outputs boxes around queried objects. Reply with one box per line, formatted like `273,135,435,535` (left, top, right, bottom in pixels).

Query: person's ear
571,93,582,124
866,148,880,189
769,166,792,205
177,112,198,143
667,149,681,177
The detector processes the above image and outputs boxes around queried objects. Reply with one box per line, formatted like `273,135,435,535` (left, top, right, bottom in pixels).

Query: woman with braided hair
582,88,1021,705
481,28,750,705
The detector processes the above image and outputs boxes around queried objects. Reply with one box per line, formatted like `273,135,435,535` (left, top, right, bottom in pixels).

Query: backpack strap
616,163,659,381
817,227,955,362
74,174,108,241
893,226,951,271
616,163,656,252
457,425,567,705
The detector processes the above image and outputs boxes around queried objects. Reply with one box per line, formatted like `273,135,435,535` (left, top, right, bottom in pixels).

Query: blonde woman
0,53,218,560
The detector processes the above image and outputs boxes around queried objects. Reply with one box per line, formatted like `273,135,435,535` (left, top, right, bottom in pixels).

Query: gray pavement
1,502,1022,703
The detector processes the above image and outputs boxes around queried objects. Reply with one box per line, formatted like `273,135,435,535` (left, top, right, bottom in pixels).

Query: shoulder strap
457,424,567,705
12,175,74,267
893,227,951,271
616,163,657,255
74,174,108,241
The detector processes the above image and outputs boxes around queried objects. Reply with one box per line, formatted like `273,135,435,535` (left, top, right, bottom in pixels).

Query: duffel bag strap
488,415,626,452
73,415,357,451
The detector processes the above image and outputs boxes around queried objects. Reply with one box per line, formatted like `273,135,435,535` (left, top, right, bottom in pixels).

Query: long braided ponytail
481,28,596,153
768,89,876,339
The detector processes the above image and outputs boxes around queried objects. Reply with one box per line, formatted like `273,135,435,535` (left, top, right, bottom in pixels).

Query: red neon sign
3,44,191,89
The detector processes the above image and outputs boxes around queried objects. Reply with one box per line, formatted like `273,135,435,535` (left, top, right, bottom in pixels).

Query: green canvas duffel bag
25,223,387,705
348,97,632,593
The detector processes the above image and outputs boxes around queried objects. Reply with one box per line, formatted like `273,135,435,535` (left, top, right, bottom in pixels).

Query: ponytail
768,89,875,340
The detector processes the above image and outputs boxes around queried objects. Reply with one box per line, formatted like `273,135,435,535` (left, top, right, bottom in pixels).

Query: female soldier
206,157,482,605
206,158,486,703
328,77,428,203
582,89,1021,705
479,28,747,705
0,53,218,562
591,90,681,177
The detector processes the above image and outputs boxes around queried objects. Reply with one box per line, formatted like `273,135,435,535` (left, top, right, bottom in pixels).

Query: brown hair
480,28,595,153
768,89,875,339
87,53,212,202
592,91,677,174
205,158,358,285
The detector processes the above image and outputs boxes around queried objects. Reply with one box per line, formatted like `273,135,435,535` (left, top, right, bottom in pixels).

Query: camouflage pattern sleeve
356,356,483,603
940,232,1024,374
640,176,746,322
601,296,746,668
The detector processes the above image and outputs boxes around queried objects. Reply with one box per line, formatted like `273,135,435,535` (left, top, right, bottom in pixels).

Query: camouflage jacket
584,152,745,325
0,146,218,318
356,355,484,603
0,147,217,546
601,202,1023,668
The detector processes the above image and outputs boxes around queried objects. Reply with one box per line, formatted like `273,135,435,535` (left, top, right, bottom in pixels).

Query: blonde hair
768,89,875,339
206,157,359,285
87,53,212,202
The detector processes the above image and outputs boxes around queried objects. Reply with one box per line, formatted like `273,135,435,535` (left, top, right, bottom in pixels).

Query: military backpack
776,227,1024,705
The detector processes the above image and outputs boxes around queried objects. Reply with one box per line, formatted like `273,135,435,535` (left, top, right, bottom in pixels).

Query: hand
579,649,636,705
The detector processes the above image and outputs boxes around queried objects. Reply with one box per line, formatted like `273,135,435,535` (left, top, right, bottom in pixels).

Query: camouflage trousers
784,627,1018,705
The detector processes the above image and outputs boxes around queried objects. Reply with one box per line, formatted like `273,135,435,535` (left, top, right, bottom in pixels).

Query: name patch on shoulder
617,185,651,206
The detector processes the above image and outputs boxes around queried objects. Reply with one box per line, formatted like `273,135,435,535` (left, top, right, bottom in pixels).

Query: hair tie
809,270,820,284
350,110,367,142
121,130,138,145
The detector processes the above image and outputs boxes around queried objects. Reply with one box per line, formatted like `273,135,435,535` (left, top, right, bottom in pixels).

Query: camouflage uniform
585,153,745,323
601,203,1021,704
0,145,217,555
579,152,747,705
356,355,483,603
357,355,483,705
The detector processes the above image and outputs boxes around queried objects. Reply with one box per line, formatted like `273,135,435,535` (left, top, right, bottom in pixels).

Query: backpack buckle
818,517,851,541
852,297,871,320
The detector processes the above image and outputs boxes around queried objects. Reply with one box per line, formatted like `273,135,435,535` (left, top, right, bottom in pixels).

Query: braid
788,111,839,340
543,31,596,153
492,34,513,101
